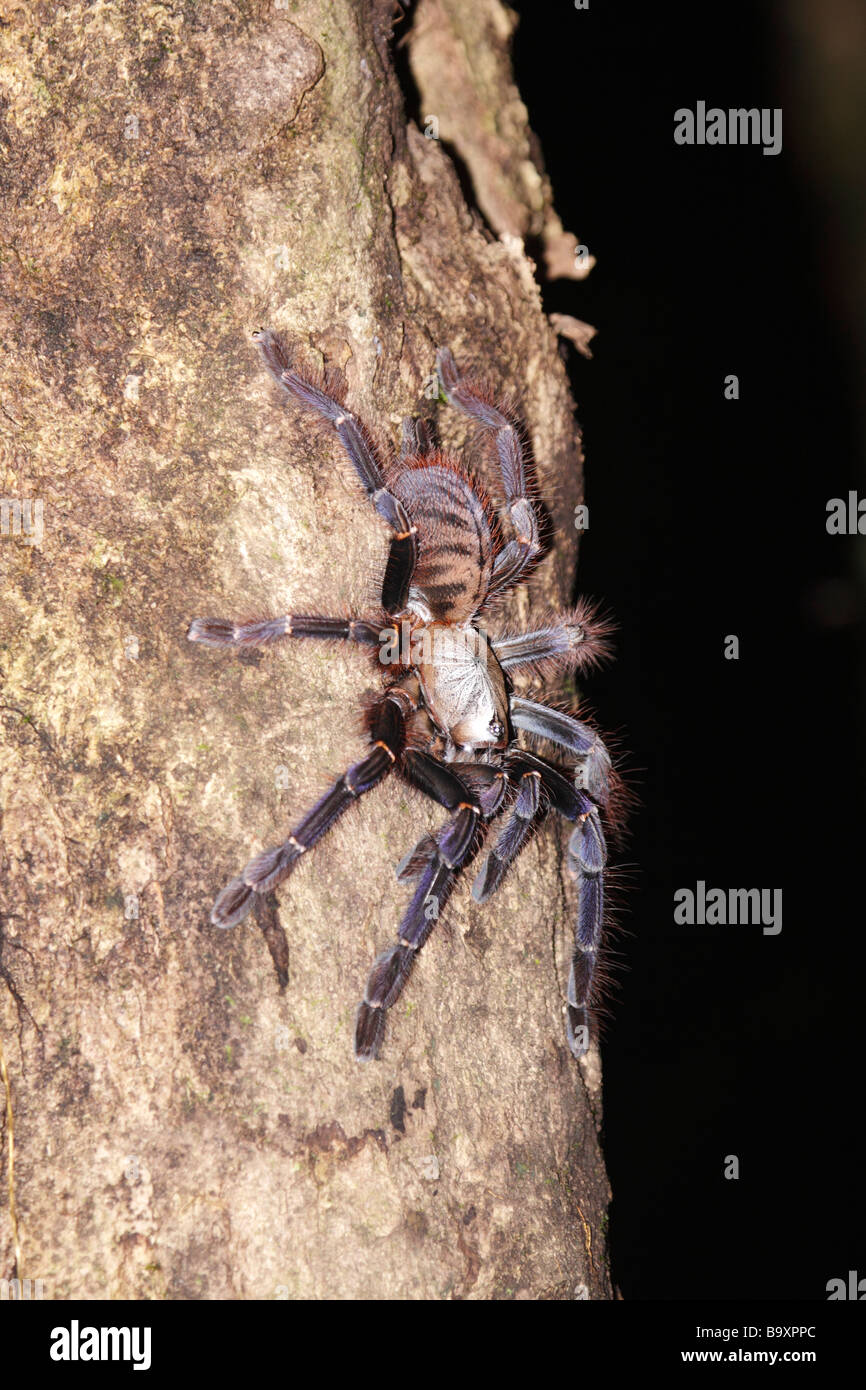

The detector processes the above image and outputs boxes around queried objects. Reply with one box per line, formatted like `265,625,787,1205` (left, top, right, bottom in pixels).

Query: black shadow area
510,0,865,1301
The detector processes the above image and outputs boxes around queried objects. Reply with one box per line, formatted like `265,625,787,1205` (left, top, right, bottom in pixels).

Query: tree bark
0,0,611,1299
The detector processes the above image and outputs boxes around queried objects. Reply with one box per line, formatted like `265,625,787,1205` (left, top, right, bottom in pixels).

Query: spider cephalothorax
188,332,620,1060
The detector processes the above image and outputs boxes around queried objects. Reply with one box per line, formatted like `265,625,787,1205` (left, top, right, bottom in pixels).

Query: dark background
507,0,865,1300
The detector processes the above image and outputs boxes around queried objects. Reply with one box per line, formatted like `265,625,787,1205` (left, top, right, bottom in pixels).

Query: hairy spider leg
379,508,418,615
469,749,607,1059
399,416,434,461
187,615,385,649
509,696,612,809
354,753,489,1060
471,767,543,902
253,329,418,614
208,693,407,930
377,418,438,615
435,348,545,597
565,785,607,1060
509,705,612,1058
470,751,581,902
491,603,614,678
392,755,509,882
400,750,509,821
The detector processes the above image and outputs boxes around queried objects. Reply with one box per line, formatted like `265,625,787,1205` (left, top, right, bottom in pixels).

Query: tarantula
188,331,619,1061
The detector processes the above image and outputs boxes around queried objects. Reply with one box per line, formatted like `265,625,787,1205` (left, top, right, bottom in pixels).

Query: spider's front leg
208,690,408,929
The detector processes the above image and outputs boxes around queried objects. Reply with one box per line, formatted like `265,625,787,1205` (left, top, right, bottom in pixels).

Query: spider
188,331,620,1061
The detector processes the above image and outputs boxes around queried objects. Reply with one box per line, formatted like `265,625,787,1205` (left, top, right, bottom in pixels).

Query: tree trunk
0,0,611,1299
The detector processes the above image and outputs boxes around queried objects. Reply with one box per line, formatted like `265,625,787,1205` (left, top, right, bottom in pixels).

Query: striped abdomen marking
390,463,495,621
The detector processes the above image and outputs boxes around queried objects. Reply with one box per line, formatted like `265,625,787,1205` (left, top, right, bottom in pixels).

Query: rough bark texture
0,0,611,1299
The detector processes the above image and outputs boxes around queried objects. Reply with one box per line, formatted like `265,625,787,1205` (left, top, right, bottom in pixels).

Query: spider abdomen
390,460,497,622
